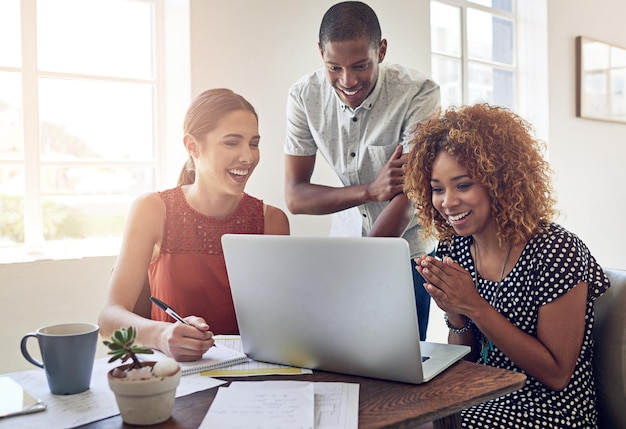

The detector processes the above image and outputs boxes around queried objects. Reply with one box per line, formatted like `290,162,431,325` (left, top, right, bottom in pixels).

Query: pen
149,296,189,325
149,296,216,347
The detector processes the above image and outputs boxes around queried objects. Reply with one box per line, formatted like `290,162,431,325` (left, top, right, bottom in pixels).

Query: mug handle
20,333,44,368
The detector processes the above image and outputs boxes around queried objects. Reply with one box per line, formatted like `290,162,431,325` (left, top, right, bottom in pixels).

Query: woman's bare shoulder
131,191,165,211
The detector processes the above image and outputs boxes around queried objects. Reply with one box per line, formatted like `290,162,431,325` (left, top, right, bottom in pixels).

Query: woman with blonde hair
406,103,609,428
99,89,289,361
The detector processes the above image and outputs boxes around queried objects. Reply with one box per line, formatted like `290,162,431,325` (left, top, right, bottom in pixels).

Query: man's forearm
368,193,414,237
285,182,372,215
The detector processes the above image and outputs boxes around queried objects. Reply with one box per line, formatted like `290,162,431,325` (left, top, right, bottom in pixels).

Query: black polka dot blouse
436,223,610,429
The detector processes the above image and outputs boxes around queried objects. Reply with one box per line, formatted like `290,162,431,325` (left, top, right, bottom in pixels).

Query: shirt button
352,117,358,122
362,213,367,218
350,152,356,157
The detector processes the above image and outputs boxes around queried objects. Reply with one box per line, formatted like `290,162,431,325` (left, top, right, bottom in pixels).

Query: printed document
200,380,359,429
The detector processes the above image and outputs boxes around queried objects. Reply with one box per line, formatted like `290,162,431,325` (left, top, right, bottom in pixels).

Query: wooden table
80,360,526,429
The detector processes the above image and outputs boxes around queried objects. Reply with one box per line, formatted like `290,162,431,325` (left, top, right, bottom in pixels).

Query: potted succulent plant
104,326,181,426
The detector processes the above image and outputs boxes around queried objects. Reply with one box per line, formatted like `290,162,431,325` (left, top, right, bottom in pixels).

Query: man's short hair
319,1,381,48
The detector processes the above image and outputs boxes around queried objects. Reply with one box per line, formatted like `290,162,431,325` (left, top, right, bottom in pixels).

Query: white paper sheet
0,357,226,429
200,381,315,429
199,380,359,429
313,382,359,429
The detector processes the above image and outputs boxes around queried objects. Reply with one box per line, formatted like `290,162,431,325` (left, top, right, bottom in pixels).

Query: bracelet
444,313,473,334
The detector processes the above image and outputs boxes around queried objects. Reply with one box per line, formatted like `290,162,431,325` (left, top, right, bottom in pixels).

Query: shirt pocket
366,144,399,166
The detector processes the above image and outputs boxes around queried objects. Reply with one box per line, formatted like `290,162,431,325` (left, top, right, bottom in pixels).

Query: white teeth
228,169,248,177
342,89,358,96
448,211,470,222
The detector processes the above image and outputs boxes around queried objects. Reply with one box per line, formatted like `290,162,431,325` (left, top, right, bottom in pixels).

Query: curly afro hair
404,103,557,246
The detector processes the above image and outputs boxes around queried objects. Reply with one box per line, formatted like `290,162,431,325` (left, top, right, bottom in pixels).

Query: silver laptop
222,234,470,384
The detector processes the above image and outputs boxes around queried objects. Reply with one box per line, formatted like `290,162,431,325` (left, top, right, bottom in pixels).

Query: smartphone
0,377,47,418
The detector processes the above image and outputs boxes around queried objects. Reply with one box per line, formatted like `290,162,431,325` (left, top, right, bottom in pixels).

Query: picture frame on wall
576,36,626,124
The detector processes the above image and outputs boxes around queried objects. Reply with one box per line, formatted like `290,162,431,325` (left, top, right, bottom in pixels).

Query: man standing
284,1,440,340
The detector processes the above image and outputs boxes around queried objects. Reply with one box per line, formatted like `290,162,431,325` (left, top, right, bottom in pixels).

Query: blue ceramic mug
21,322,99,395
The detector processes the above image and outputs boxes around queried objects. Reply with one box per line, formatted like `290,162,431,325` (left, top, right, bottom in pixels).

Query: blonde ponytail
177,156,196,186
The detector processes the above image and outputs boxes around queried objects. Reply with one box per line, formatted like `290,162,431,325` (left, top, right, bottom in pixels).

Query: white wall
3,0,625,374
547,0,626,271
1,257,115,374
188,0,433,237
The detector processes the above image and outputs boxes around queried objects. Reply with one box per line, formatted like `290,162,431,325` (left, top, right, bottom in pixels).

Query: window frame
0,0,189,263
431,0,517,109
430,0,549,144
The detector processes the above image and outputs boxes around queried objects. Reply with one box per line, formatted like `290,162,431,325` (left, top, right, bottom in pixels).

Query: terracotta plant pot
107,362,182,426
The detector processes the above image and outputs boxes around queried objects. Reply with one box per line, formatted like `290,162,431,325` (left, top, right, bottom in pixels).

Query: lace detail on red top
159,187,264,255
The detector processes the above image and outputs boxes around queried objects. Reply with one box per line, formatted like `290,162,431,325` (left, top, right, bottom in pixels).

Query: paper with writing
0,357,225,429
314,382,359,429
201,381,315,429
200,380,359,429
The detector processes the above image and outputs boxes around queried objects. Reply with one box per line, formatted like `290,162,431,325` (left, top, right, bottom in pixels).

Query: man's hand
365,145,406,202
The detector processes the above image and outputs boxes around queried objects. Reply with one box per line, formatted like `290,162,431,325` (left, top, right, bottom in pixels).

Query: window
430,0,548,140
0,0,189,262
431,0,515,110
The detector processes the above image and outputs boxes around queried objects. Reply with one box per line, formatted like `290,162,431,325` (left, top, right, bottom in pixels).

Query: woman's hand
159,317,215,362
415,255,484,317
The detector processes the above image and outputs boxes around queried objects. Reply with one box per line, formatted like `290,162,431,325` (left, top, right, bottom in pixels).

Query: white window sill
0,238,121,264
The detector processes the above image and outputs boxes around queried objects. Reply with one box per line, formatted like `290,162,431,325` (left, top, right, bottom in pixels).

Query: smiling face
319,36,386,109
187,109,260,195
430,150,497,239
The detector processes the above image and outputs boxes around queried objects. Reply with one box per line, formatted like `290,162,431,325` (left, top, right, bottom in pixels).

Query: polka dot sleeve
532,225,609,306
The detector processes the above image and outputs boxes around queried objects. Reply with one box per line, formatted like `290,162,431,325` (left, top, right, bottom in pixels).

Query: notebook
222,234,470,384
151,343,249,376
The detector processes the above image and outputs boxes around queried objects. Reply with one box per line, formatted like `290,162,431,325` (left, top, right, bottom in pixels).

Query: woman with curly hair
406,103,609,428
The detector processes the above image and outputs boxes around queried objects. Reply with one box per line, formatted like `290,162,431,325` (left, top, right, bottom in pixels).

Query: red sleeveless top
148,186,264,334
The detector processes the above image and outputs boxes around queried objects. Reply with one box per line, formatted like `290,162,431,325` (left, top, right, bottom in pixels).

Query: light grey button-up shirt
285,63,440,257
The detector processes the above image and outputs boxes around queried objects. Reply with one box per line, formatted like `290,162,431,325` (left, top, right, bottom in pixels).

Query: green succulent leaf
102,326,154,370
112,330,126,344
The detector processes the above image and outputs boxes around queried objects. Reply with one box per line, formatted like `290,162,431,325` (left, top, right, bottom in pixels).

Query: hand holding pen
150,296,216,347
